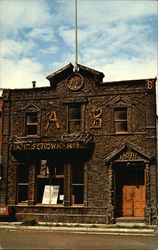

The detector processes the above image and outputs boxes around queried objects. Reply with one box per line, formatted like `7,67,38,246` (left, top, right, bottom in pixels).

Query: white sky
0,0,157,89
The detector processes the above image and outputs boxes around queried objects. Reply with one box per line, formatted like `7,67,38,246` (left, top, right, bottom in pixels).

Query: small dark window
26,112,37,135
114,108,127,133
17,164,28,203
68,104,81,133
72,164,84,205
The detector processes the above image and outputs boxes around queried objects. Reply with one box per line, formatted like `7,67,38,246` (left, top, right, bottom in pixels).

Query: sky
0,0,157,90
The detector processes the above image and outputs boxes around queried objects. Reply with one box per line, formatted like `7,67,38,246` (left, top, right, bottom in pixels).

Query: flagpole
75,0,78,71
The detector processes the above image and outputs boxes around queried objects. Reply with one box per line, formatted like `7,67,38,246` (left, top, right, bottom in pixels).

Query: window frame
17,164,29,204
68,103,82,133
71,163,84,206
36,161,64,206
114,107,128,134
35,161,86,207
25,112,38,136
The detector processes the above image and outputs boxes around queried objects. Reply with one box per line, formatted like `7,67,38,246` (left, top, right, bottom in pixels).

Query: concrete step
0,222,156,236
116,217,145,224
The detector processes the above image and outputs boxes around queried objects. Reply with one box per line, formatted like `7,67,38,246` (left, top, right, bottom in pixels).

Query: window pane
51,164,64,176
69,121,81,132
18,165,28,183
27,113,37,124
115,121,127,132
115,109,127,121
72,164,84,205
36,178,49,203
26,113,38,135
72,166,83,184
69,106,81,120
26,125,37,135
56,165,64,175
18,185,28,203
72,185,84,204
114,108,127,133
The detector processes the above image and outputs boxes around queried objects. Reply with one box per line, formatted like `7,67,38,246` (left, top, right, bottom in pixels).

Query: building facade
0,64,157,224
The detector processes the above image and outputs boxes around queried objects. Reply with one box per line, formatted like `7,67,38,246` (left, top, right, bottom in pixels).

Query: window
114,108,127,133
36,160,85,206
68,104,81,133
72,163,84,205
26,112,38,135
36,160,64,205
17,164,28,203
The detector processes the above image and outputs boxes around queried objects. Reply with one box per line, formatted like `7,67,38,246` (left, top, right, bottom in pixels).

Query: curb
0,224,156,236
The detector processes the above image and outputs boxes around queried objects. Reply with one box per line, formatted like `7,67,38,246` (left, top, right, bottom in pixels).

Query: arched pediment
104,142,153,163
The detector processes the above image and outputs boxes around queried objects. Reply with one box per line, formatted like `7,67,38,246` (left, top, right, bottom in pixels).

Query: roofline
2,77,156,92
77,63,105,77
101,77,157,85
46,63,105,82
46,63,73,80
1,86,51,92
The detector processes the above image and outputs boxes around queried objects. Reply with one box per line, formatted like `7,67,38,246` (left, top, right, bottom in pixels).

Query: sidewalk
0,221,157,236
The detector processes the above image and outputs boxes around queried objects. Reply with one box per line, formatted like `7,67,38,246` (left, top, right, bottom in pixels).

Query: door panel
123,185,133,217
134,185,145,217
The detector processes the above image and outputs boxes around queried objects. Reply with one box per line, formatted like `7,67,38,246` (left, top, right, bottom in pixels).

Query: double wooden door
122,184,145,217
115,165,145,217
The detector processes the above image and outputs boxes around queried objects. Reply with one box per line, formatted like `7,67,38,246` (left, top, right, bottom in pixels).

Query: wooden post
145,162,151,224
107,162,114,224
28,163,36,205
84,163,88,206
64,164,71,206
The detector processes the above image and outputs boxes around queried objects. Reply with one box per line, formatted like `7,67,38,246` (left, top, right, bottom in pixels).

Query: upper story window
68,104,81,133
26,112,38,136
114,108,127,133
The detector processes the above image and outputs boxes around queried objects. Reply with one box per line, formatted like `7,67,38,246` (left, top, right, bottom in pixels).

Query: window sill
114,132,128,135
26,135,40,138
71,204,84,208
16,204,85,208
17,202,28,205
35,204,64,207
35,204,84,207
16,204,64,207
37,175,64,179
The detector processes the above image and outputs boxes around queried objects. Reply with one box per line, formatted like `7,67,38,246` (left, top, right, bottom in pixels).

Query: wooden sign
42,185,59,205
0,206,9,216
52,186,59,204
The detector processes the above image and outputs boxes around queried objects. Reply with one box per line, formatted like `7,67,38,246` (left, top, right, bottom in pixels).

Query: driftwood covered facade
0,63,157,224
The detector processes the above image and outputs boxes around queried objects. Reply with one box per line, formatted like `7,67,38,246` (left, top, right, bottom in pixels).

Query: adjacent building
0,97,3,179
0,63,157,224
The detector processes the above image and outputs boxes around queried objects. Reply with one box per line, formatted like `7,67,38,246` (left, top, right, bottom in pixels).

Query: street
0,229,158,250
